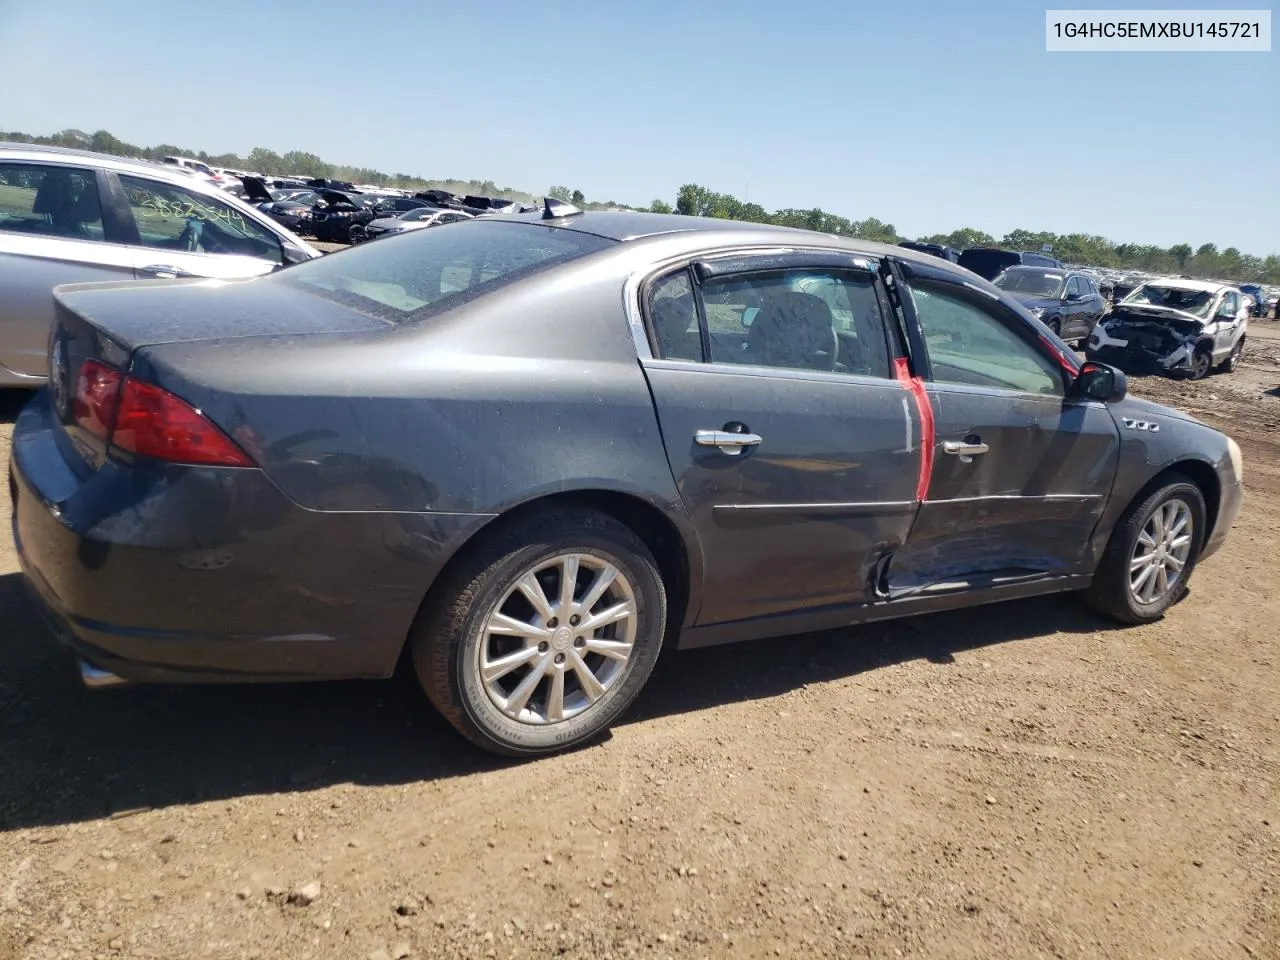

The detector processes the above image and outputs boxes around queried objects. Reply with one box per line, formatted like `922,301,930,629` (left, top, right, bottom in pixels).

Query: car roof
481,209,965,275
0,141,225,192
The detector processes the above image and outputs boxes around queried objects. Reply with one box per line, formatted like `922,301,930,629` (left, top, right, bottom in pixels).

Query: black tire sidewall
1113,481,1206,621
1191,350,1211,379
447,528,665,755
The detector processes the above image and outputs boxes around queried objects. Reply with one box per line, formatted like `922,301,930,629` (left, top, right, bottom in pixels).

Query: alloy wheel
476,553,637,724
1129,499,1193,605
1191,351,1211,379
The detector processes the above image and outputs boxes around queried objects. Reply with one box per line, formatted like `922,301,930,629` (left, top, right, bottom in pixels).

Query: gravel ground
1,327,1278,960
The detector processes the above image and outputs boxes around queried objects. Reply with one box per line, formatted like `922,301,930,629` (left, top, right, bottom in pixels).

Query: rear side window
0,162,104,241
276,220,615,322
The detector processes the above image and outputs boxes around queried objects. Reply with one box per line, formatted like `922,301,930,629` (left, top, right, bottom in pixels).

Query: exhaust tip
78,659,128,689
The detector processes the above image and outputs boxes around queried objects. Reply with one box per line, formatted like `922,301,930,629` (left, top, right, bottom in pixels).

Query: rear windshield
958,249,1019,279
274,219,615,322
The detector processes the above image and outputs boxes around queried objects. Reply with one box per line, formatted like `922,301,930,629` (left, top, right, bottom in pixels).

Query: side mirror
1073,361,1126,403
1065,290,1082,302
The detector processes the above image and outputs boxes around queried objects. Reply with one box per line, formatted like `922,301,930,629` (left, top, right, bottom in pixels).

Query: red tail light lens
72,359,124,439
112,379,253,467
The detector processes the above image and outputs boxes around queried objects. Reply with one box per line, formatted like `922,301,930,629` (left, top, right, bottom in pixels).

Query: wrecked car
10,206,1245,757
1087,279,1247,379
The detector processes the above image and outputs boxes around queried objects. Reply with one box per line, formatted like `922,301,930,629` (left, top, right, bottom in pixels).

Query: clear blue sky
1,0,1276,254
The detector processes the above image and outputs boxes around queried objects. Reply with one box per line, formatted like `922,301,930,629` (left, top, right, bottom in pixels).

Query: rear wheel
411,507,667,756
1082,475,1205,624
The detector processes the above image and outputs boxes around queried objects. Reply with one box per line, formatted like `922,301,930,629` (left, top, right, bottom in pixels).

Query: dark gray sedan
9,204,1244,756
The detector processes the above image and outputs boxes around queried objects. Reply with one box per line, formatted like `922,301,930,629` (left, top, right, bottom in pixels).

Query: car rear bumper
10,390,491,683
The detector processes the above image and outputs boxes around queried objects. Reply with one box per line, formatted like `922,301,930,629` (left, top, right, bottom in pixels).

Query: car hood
366,217,406,231
238,175,273,203
1007,292,1062,309
1106,304,1205,333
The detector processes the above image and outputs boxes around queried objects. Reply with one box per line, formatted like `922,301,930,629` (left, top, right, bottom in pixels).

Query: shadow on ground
0,389,32,425
0,569,1116,832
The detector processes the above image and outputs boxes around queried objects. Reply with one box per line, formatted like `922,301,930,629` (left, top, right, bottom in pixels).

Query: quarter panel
132,265,689,516
0,238,136,381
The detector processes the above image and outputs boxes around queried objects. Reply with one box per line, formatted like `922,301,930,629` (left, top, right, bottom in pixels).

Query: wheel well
415,490,693,653
1147,460,1221,542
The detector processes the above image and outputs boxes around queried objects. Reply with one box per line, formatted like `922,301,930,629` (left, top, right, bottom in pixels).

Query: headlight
1227,437,1244,483
1028,306,1046,318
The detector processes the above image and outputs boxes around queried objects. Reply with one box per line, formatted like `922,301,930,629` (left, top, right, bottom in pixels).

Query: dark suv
993,266,1106,344
958,248,1063,281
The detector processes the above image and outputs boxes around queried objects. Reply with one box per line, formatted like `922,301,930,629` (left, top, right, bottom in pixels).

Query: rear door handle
695,429,762,456
942,439,989,461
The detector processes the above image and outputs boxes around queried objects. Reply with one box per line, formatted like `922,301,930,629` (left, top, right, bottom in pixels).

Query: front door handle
695,429,762,456
138,264,197,279
943,439,989,462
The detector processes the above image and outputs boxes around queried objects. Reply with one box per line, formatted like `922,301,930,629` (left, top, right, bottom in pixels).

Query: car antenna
543,197,583,219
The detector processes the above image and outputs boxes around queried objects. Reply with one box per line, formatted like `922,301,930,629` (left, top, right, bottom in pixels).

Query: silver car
0,143,320,387
363,206,474,240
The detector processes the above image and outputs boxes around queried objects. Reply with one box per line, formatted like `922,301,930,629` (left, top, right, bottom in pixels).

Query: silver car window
118,174,283,265
0,162,105,242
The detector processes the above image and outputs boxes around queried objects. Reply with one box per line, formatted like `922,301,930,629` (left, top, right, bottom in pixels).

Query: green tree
246,147,283,174
649,199,673,214
548,185,571,201
281,151,330,178
1169,243,1192,269
571,189,585,205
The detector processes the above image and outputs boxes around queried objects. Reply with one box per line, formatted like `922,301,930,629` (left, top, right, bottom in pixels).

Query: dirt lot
1,328,1278,960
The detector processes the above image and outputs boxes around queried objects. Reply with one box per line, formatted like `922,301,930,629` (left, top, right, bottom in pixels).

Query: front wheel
411,507,667,757
1081,475,1205,624
1216,338,1244,374
1184,347,1212,380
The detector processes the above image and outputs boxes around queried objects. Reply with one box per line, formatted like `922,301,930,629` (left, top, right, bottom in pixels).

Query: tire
411,507,667,757
1188,347,1212,380
1081,474,1206,624
1215,338,1244,374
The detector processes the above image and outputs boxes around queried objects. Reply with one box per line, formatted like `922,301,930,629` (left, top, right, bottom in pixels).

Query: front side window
0,162,104,241
276,219,614,322
118,174,283,264
908,282,1063,396
698,269,892,378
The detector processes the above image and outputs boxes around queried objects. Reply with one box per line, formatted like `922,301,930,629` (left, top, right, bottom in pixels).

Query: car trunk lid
47,277,390,471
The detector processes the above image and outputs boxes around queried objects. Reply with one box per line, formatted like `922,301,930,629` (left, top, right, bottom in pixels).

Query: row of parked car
900,240,1267,381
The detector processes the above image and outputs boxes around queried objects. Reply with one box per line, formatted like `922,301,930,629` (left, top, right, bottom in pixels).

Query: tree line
4,128,1276,283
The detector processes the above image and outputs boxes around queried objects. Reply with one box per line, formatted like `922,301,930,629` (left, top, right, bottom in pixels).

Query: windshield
275,219,614,322
994,268,1066,298
399,207,438,222
1121,284,1216,318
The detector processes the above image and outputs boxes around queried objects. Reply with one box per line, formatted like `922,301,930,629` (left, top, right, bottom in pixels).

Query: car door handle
138,264,197,279
695,429,762,456
942,440,989,457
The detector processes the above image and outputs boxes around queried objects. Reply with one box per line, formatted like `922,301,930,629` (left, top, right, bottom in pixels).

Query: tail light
72,360,124,440
71,360,253,467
